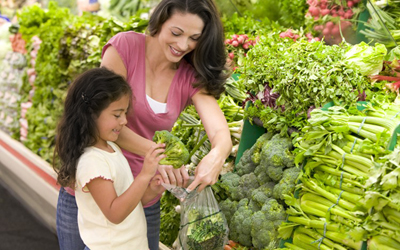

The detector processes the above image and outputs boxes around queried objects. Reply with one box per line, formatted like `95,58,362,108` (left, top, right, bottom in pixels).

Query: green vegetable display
153,130,189,169
217,132,300,249
279,100,400,250
241,31,375,135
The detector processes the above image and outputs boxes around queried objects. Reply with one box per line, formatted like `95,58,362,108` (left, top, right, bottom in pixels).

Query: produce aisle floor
0,182,59,250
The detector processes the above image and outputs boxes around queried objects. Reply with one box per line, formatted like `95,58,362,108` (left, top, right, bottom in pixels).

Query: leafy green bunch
242,31,372,135
153,130,189,169
185,210,228,250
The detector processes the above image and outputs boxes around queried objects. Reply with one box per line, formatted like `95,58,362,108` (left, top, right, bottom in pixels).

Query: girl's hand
149,175,166,195
187,149,224,192
141,144,166,178
158,164,190,188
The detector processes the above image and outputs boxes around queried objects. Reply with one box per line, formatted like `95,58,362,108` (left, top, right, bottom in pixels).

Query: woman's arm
101,46,156,157
187,91,232,192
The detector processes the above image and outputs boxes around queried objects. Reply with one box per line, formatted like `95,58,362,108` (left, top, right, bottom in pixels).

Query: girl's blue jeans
56,187,85,250
145,200,161,250
56,187,161,250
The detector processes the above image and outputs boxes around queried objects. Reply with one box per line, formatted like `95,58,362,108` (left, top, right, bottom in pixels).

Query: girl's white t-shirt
75,141,148,250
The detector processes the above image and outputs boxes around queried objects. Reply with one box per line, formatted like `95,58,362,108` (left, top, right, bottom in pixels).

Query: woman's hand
187,148,225,192
158,164,190,187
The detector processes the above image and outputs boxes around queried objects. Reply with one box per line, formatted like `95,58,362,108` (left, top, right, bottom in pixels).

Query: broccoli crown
251,211,279,250
254,134,295,182
251,132,274,165
251,198,286,249
220,172,261,201
235,146,257,176
272,167,301,201
219,172,241,200
261,134,294,167
254,167,273,185
153,130,189,169
229,201,254,247
235,172,260,201
261,198,286,222
219,198,238,225
251,182,275,207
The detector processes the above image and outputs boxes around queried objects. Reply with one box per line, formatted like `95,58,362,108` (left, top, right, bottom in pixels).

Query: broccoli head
251,198,286,249
219,172,241,201
235,146,257,176
262,134,294,168
254,164,273,185
153,130,189,169
272,167,301,201
229,199,254,247
251,182,275,207
251,132,273,165
236,172,260,201
219,198,238,225
255,134,295,182
220,172,260,201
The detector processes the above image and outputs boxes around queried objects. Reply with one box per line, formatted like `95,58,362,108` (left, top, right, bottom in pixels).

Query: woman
56,0,232,249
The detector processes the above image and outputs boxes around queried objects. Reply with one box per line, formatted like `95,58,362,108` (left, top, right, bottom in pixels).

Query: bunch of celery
360,147,400,250
171,90,245,175
279,104,400,249
361,2,400,49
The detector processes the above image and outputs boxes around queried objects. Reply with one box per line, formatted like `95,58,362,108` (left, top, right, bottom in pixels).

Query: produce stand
1,0,400,249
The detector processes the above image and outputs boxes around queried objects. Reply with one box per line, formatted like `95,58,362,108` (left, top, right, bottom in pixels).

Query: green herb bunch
242,31,372,136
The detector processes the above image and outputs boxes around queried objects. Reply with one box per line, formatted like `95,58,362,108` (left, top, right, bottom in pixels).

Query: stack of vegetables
240,32,386,136
108,0,149,22
0,23,26,136
361,1,400,49
305,0,364,45
14,1,148,162
0,50,26,135
278,98,400,249
215,131,300,249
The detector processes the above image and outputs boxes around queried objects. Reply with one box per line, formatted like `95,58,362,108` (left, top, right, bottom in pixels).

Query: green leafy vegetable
344,41,387,76
153,130,189,169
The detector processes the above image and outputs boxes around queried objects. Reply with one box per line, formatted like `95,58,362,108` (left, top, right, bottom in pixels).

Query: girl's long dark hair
147,0,229,99
53,67,132,187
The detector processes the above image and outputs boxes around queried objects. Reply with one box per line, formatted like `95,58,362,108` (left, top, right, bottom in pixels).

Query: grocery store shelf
0,130,59,234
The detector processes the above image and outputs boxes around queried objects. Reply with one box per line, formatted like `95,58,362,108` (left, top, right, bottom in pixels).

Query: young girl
54,67,166,250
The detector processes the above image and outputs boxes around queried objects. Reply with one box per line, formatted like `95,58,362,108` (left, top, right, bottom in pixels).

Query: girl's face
157,12,204,63
94,95,130,150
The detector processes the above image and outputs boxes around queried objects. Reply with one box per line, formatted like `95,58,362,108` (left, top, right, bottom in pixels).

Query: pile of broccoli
153,130,189,169
218,132,300,250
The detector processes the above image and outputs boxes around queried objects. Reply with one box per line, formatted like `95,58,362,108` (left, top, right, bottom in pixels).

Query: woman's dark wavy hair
147,0,229,99
53,67,132,187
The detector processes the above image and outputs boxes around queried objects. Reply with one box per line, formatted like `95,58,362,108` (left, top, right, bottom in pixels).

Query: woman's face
157,11,204,63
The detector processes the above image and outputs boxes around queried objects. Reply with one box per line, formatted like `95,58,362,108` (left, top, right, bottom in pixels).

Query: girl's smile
94,95,130,151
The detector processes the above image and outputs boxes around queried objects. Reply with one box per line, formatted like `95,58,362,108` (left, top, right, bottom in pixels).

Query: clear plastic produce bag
164,184,229,250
